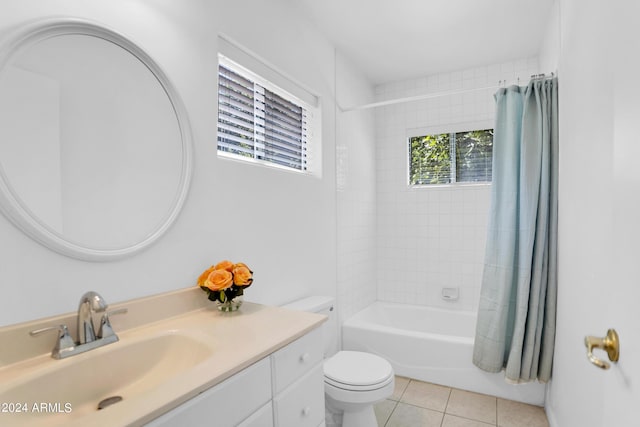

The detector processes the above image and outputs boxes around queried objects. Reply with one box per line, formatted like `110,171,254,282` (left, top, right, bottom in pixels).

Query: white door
552,1,640,425
604,4,640,421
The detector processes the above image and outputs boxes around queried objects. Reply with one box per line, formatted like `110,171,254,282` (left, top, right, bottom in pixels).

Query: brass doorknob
584,329,619,370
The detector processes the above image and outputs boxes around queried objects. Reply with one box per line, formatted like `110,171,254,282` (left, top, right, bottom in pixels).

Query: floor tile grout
387,400,502,427
389,376,404,427
439,384,452,427
424,402,498,424
379,376,546,427
383,399,398,427
382,377,408,427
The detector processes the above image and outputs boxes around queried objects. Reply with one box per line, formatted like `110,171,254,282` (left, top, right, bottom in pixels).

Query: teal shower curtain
472,78,558,383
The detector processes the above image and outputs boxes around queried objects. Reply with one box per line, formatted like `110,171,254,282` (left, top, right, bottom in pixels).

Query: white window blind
454,130,493,183
218,62,309,172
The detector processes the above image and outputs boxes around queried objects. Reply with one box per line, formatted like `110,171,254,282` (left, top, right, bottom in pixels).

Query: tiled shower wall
336,53,377,324
375,57,540,311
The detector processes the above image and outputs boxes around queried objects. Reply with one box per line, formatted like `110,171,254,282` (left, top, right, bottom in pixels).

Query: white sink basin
0,331,213,426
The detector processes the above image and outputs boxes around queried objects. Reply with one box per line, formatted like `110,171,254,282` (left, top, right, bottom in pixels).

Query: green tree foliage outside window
409,133,451,185
409,129,493,185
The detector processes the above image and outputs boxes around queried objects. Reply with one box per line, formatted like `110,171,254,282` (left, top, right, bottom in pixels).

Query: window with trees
408,128,493,186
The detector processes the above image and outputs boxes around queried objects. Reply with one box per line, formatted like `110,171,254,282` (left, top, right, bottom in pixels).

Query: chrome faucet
77,291,108,344
30,291,127,359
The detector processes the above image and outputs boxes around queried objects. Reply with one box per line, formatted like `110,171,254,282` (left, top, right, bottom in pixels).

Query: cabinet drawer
273,364,324,427
238,402,273,427
271,326,323,393
146,357,271,427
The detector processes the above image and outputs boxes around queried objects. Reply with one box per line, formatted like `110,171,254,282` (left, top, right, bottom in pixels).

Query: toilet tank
282,296,338,358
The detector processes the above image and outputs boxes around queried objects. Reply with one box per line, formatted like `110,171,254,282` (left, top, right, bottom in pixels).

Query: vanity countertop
0,289,326,427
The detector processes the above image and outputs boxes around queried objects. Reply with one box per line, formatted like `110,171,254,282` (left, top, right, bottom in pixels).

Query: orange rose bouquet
197,260,253,310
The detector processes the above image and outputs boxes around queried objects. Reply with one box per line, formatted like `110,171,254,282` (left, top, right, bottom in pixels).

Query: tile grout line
383,377,410,427
440,386,452,427
388,378,454,427
383,399,400,427
390,378,411,425
388,377,547,427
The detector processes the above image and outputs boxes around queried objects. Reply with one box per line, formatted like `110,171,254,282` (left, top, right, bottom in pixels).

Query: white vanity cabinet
145,357,272,427
146,327,324,427
271,326,325,427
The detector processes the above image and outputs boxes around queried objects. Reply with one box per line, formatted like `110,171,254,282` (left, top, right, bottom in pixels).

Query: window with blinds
409,128,493,186
218,61,309,172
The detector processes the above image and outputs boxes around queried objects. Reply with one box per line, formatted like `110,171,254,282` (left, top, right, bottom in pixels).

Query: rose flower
214,260,235,272
204,269,233,291
197,265,216,287
232,263,253,286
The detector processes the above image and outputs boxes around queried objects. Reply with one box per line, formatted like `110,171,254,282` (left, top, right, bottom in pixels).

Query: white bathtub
342,302,545,406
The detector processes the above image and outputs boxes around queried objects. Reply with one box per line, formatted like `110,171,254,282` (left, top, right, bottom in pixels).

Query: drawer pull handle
302,406,311,417
299,352,310,363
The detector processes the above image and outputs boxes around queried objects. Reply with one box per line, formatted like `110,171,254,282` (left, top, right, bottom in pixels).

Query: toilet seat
324,351,394,391
325,374,394,392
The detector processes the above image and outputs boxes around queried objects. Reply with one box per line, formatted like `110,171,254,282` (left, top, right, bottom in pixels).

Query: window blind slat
218,78,253,101
218,140,254,157
264,91,303,124
265,121,303,143
260,148,304,164
218,132,255,148
218,122,254,140
262,143,304,159
218,105,255,127
219,68,253,92
265,89,302,114
218,89,254,112
265,109,303,132
264,132,303,153
256,139,304,156
264,100,302,125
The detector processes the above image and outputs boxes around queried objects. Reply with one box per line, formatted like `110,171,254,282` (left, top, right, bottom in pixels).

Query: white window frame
406,120,494,188
217,55,320,176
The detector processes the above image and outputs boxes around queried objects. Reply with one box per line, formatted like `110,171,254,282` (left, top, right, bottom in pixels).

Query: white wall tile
373,58,540,310
335,52,377,326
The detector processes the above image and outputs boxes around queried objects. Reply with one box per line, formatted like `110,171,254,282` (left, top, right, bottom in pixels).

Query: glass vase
216,295,243,312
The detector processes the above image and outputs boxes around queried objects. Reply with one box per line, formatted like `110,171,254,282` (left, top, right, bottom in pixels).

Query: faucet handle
77,291,109,345
30,324,76,359
98,308,128,339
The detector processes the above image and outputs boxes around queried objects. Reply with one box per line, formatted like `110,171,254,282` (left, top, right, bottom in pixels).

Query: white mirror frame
0,18,193,261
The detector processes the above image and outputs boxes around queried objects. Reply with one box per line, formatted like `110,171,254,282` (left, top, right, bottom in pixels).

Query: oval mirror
0,19,193,261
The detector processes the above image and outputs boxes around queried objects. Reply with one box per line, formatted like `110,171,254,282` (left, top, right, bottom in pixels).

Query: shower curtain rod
341,72,555,112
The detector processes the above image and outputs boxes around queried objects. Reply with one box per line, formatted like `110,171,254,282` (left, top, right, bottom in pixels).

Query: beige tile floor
374,377,549,427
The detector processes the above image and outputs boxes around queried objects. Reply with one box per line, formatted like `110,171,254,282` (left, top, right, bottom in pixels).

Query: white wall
0,0,340,326
538,0,560,75
335,51,376,324
374,58,540,311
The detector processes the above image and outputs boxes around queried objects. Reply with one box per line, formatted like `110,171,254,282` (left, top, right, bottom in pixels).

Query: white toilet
283,296,394,427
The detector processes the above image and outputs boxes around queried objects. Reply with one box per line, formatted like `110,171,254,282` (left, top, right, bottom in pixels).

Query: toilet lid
324,351,393,387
